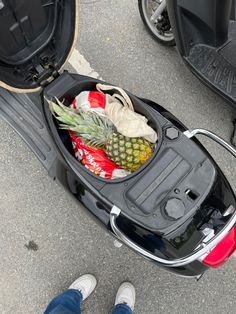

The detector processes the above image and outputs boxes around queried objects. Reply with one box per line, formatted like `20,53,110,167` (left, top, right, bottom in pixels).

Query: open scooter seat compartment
43,73,218,235
0,0,235,277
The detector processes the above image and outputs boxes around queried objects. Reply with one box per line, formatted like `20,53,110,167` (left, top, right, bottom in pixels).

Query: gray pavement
0,1,236,313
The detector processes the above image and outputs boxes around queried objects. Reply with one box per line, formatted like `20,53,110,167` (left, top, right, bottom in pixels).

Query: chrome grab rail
183,129,236,158
110,206,236,267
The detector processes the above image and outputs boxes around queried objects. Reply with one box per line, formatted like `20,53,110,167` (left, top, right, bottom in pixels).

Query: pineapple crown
48,97,114,147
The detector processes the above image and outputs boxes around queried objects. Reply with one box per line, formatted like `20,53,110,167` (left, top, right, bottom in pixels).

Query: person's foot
115,282,135,311
69,274,97,301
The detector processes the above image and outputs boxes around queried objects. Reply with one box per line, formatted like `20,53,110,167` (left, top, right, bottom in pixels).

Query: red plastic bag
72,91,106,113
69,91,130,179
70,132,129,179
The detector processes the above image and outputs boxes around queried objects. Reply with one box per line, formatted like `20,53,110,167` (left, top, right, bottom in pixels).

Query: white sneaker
115,282,136,311
69,274,97,301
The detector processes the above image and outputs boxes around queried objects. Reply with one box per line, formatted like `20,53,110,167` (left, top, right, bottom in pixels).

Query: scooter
0,0,236,279
140,0,236,143
167,0,236,138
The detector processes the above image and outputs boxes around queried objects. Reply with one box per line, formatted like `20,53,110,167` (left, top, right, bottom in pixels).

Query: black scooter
140,0,236,144
167,0,236,108
167,0,236,144
0,0,236,279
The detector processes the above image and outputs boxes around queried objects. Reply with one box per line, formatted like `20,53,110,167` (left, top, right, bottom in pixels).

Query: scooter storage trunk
44,74,218,235
0,0,236,278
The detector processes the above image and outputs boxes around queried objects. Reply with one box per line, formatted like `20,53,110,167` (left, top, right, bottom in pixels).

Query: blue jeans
44,289,133,314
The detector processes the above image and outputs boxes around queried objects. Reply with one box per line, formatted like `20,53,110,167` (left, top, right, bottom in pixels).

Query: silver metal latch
202,228,215,244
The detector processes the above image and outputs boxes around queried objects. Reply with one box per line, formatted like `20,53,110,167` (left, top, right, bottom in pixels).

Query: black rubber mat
186,21,236,104
0,88,56,171
187,44,236,99
220,40,236,68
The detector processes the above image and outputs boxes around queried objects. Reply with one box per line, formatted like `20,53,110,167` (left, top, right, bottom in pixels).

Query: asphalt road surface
0,1,236,313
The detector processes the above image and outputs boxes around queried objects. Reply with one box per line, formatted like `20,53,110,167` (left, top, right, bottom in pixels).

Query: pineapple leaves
47,97,114,147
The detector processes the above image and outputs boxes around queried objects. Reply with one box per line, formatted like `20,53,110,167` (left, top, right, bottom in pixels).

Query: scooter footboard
0,88,57,172
166,0,236,109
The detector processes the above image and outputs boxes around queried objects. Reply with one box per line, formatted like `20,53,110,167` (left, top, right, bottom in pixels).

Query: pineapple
48,98,153,172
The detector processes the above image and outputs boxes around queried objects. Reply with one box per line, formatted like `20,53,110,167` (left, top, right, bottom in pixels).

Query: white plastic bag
96,83,158,143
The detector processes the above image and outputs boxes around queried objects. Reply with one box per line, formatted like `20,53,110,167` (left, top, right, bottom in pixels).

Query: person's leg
44,289,83,314
44,274,97,314
111,303,133,314
111,282,135,314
